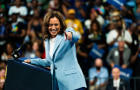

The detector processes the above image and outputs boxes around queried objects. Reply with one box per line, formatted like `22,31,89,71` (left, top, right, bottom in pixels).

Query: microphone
12,43,26,59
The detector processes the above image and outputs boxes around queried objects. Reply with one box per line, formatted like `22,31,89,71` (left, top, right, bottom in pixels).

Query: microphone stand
12,43,26,60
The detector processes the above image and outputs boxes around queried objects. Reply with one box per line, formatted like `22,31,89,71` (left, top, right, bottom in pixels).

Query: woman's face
6,43,13,54
48,17,60,38
91,23,98,31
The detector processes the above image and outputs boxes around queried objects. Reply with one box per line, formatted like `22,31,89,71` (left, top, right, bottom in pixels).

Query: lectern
4,60,52,90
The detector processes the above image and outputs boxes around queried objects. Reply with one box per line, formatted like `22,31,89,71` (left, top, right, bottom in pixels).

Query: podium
4,60,52,90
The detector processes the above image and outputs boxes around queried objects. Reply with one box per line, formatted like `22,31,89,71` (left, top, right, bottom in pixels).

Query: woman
24,11,86,90
83,20,106,60
1,42,14,61
27,9,43,42
86,20,106,47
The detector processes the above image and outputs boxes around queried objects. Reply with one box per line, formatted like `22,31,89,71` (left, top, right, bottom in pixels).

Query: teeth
51,30,57,31
51,30,57,32
52,30,56,32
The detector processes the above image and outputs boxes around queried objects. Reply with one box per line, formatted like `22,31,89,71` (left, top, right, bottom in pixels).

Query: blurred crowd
0,0,140,90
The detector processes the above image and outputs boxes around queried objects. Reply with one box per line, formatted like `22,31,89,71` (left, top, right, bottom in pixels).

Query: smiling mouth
50,29,58,33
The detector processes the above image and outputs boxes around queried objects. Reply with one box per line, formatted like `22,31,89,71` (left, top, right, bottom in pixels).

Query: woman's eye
49,24,58,26
49,24,53,26
55,24,58,26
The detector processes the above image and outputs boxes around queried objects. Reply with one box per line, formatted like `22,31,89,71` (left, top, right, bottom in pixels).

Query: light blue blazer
30,27,87,90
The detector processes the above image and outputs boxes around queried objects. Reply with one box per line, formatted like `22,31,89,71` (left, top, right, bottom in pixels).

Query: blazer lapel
45,39,51,60
52,34,64,59
111,79,114,89
119,79,125,90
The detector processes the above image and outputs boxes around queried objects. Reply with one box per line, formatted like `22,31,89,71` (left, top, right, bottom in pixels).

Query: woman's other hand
24,59,31,63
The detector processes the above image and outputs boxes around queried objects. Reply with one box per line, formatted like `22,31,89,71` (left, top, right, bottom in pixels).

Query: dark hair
90,20,101,33
43,11,66,39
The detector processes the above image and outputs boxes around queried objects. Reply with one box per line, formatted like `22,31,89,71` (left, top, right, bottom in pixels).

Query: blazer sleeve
30,58,51,67
124,48,131,66
106,48,114,65
66,27,81,43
